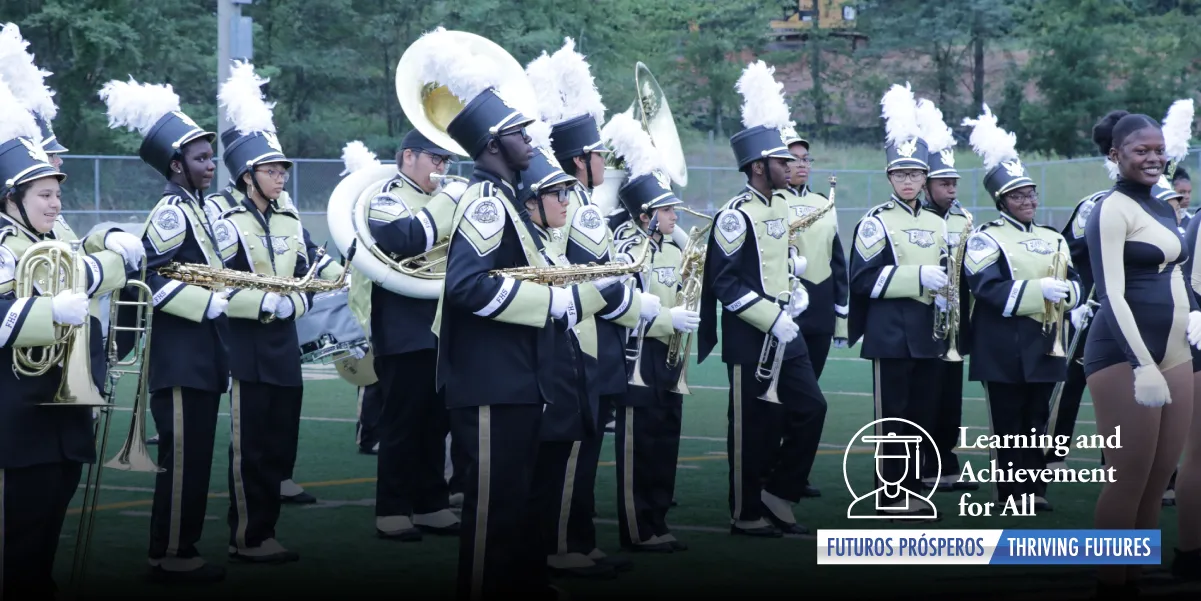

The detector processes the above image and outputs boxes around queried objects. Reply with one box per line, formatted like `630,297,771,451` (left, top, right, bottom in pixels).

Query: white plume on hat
524,51,563,124
735,61,794,131
98,77,182,137
0,23,57,122
961,104,1018,171
0,75,41,143
1104,159,1119,181
416,26,501,107
881,83,921,147
915,98,955,154
339,141,379,176
1162,98,1194,164
551,38,605,126
527,120,554,153
601,112,661,180
219,60,276,135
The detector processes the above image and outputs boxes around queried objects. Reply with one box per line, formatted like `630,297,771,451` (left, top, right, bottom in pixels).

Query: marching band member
606,112,700,553
526,40,647,573
100,77,229,583
698,61,825,537
363,127,464,541
0,79,135,600
1085,109,1199,596
846,83,945,520
417,27,626,600
914,98,976,493
960,105,1081,512
206,62,336,563
1175,167,1193,231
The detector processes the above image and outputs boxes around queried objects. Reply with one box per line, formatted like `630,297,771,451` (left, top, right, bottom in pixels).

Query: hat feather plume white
961,104,1018,171
601,112,661,180
219,60,276,135
0,75,41,143
915,98,955,154
881,83,921,146
1162,98,1194,164
0,23,57,121
527,120,554,153
98,77,181,137
416,26,499,107
339,141,379,176
735,61,793,131
551,38,605,126
524,51,563,124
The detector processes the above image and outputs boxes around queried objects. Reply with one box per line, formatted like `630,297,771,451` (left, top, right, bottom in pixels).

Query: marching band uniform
364,129,463,541
0,101,135,599
611,169,698,553
960,110,1081,509
526,38,645,572
427,73,622,598
699,61,826,536
847,84,944,518
100,78,230,582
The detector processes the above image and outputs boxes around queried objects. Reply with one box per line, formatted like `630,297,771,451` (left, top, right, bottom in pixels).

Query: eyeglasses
1007,192,1038,205
256,167,290,182
889,171,926,182
792,157,815,166
422,151,452,168
541,188,571,204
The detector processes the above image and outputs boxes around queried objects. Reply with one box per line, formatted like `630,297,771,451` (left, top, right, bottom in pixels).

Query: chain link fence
59,152,1198,256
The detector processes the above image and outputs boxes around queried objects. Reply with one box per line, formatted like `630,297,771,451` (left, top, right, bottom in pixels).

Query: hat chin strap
583,152,596,191
14,196,42,238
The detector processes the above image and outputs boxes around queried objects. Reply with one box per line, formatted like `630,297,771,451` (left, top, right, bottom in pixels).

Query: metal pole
216,0,241,191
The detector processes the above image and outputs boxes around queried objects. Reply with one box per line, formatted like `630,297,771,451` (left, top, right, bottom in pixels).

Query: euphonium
13,239,106,408
665,210,713,395
1044,240,1069,357
933,200,974,362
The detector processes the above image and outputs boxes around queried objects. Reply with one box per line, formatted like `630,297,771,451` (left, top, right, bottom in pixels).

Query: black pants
615,391,683,546
923,360,964,479
356,383,383,452
803,332,833,380
375,350,450,518
727,355,827,523
540,393,614,555
1046,322,1088,464
450,404,546,601
871,358,943,504
148,387,221,562
768,332,833,491
227,379,302,549
448,430,470,497
984,381,1053,503
1,461,83,600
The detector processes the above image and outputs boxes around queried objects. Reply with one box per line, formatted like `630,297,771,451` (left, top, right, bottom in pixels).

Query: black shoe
621,540,673,553
765,513,810,535
592,555,633,572
1171,547,1201,581
358,445,378,455
416,523,460,536
228,546,300,564
800,485,821,498
670,499,678,507
146,434,159,445
281,492,317,505
377,527,422,542
730,523,783,538
146,563,225,584
660,536,688,551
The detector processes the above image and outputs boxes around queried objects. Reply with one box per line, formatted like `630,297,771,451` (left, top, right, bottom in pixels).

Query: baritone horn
665,208,713,395
1044,240,1069,357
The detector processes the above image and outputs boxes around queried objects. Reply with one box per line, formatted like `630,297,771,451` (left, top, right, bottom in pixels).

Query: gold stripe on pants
732,365,744,521
557,442,582,555
622,407,641,543
230,380,250,548
168,387,185,557
470,406,491,601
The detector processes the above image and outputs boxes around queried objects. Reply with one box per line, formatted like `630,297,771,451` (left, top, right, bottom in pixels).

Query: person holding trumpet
960,105,1081,512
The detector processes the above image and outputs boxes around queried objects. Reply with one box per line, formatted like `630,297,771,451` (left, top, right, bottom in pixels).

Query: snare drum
296,287,374,384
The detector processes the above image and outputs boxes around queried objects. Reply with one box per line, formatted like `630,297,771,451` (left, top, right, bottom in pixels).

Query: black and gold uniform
100,78,229,582
0,115,134,598
365,130,463,541
611,174,699,553
959,112,1081,508
428,79,623,599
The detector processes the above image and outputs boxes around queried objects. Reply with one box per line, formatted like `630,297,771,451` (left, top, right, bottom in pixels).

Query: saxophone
159,243,353,295
787,176,837,239
489,225,653,286
933,201,973,362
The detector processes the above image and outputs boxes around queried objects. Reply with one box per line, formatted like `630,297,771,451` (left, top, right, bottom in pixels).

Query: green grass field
54,344,1201,600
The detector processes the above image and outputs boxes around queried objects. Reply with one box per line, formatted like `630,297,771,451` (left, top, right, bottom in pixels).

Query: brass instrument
490,227,653,286
1044,240,1070,357
14,240,107,408
387,173,469,281
1046,292,1099,437
665,209,714,395
788,176,837,237
933,201,974,362
625,214,662,388
159,243,353,296
756,276,802,404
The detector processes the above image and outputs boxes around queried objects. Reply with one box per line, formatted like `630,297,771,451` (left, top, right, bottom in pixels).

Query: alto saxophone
933,201,973,363
787,176,837,238
159,243,353,295
490,218,656,286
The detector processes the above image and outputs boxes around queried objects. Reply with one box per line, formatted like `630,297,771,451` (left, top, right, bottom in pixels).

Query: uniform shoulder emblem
978,218,1005,232
570,205,608,246
212,218,239,260
369,192,409,221
714,208,748,256
148,203,188,255
458,193,507,257
964,231,1001,274
853,215,888,261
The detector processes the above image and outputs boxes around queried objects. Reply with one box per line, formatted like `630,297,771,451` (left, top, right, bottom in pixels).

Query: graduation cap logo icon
843,419,940,520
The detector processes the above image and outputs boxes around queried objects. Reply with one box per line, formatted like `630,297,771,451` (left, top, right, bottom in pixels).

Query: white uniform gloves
639,292,662,322
104,231,146,270
51,291,88,326
1040,277,1071,303
1188,311,1201,349
771,315,799,344
1069,303,1094,330
920,266,948,291
262,291,295,319
206,293,229,320
787,286,810,318
670,306,700,332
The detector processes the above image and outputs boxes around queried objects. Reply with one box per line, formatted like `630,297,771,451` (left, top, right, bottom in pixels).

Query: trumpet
1044,240,1069,357
756,276,802,404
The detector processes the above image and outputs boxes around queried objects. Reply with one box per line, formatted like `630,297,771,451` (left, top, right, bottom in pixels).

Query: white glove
593,274,631,291
440,180,468,202
920,266,948,291
51,291,88,326
934,294,948,312
1040,278,1071,303
791,255,808,278
262,292,283,314
275,297,295,319
833,338,849,349
1188,311,1201,349
669,306,700,332
349,345,367,360
770,315,799,344
638,292,661,322
206,294,228,320
549,287,572,319
788,287,810,318
1133,364,1172,407
104,231,146,270
1069,303,1094,330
